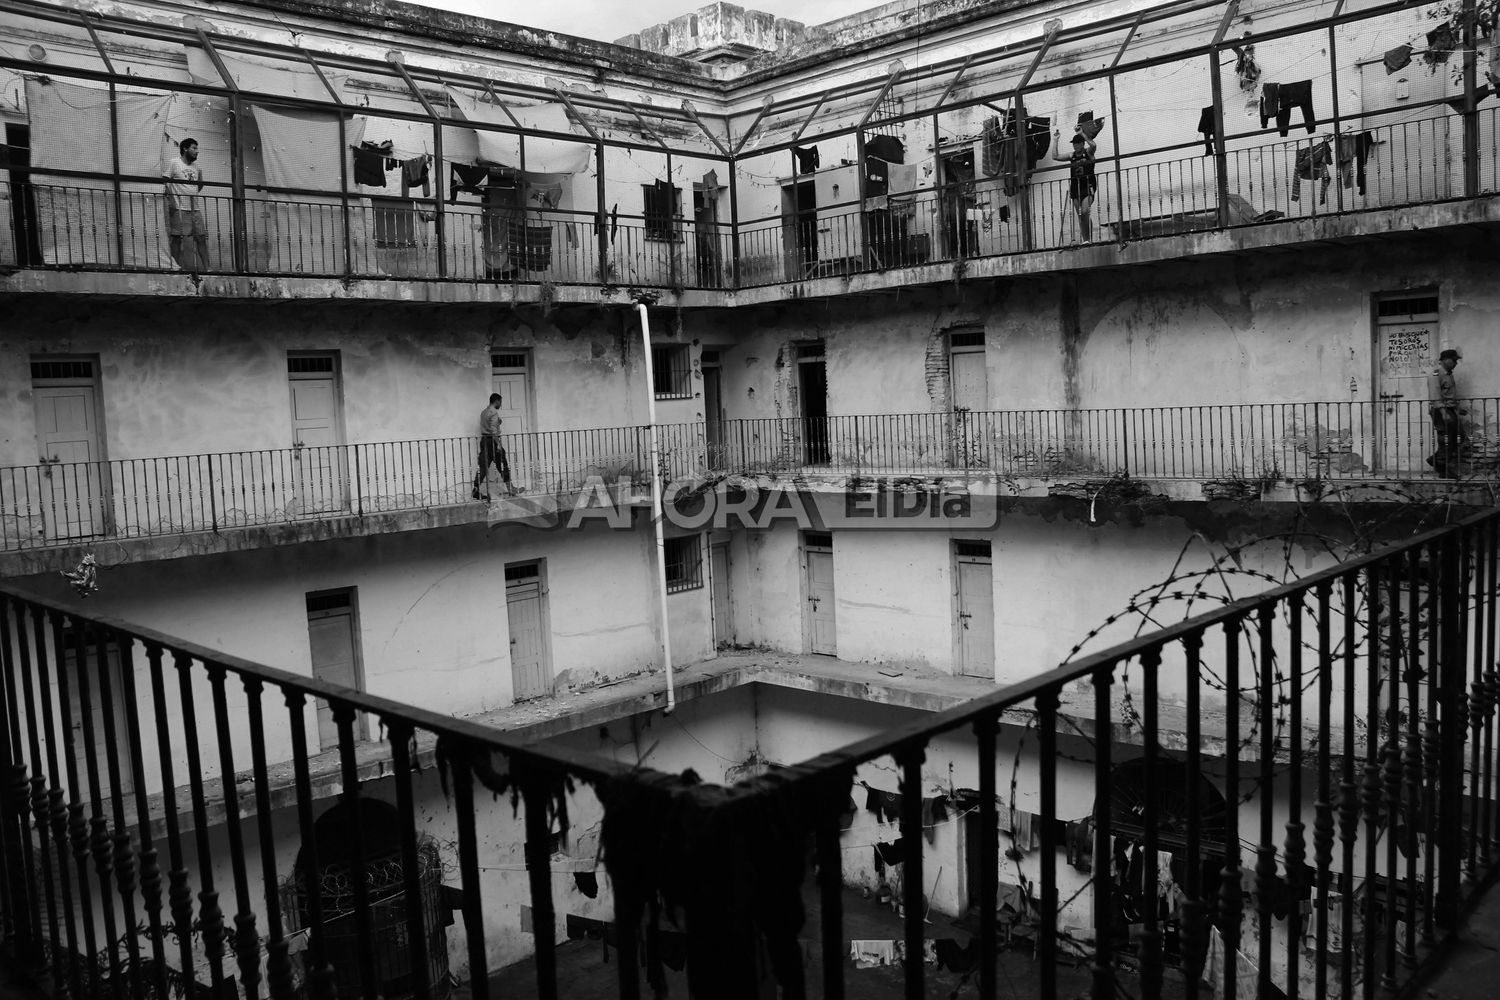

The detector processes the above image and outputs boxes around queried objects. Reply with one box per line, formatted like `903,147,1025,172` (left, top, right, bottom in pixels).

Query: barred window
653,345,692,399
642,182,681,241
664,535,704,593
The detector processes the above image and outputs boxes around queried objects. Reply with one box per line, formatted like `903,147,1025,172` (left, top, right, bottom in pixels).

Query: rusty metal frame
857,60,907,129
680,100,731,159
932,54,975,110
731,96,776,157
388,53,448,277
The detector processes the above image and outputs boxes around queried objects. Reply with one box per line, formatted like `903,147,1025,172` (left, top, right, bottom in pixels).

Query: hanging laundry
402,155,430,198
1197,106,1218,155
573,871,599,899
1292,140,1334,204
449,162,489,202
1259,82,1281,130
1335,131,1375,196
1384,44,1413,75
1065,818,1093,871
1024,116,1052,168
1269,80,1316,136
702,169,721,203
794,145,821,173
529,179,565,209
1232,43,1262,92
999,131,1025,197
1156,851,1174,900
921,797,938,844
849,940,896,968
997,881,1028,916
866,134,905,164
981,115,1004,177
874,839,907,868
353,140,393,187
1425,24,1458,65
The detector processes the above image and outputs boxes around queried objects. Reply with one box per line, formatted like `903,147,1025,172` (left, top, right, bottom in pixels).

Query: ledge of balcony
727,196,1500,307
0,268,720,309
126,648,1354,841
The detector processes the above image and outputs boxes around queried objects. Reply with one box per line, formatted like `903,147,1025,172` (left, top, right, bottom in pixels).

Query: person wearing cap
1428,348,1466,476
1052,127,1098,242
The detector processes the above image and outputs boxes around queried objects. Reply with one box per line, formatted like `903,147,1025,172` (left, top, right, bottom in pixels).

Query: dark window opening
1377,294,1439,318
664,535,704,593
653,345,692,398
643,182,681,241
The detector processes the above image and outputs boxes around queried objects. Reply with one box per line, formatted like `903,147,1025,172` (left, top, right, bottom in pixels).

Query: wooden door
711,542,732,648
506,562,551,701
805,537,837,656
955,541,995,679
288,355,347,514
306,590,363,754
950,331,988,469
1373,294,1440,474
31,358,107,540
492,352,534,493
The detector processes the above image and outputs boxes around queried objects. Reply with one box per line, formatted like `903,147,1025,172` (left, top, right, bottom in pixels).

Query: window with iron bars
653,345,693,399
664,535,704,593
642,182,682,241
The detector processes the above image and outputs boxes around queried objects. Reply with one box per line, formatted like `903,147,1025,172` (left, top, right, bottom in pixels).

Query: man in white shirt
163,138,209,270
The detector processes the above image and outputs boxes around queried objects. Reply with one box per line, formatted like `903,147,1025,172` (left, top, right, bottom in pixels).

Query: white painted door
288,358,347,514
950,336,988,469
307,595,362,753
711,542,732,648
492,353,533,493
805,544,837,656
1373,296,1439,474
32,377,107,540
956,545,995,679
507,563,551,701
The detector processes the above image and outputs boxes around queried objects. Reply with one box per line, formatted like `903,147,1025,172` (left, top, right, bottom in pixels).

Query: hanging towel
1384,44,1413,74
982,115,1003,177
850,940,896,968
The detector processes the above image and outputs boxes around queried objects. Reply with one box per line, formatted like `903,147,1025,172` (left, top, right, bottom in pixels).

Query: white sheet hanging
447,90,592,174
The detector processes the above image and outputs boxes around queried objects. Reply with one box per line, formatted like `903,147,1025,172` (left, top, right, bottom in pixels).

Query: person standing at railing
162,138,209,271
1428,348,1467,477
1053,128,1098,242
473,392,516,501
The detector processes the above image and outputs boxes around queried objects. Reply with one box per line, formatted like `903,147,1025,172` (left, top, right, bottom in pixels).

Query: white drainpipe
638,303,676,713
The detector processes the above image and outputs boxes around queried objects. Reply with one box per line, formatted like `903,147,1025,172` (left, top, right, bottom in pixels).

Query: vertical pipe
1108,75,1126,245
1328,24,1345,213
228,94,248,272
728,155,741,289
338,112,352,277
106,82,125,267
596,144,609,283
1463,0,1479,197
638,303,676,712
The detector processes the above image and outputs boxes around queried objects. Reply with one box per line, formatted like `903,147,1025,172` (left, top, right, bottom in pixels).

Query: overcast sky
419,1,898,43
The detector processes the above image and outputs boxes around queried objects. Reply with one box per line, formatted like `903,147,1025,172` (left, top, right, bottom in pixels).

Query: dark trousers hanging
1276,80,1315,137
1197,106,1217,155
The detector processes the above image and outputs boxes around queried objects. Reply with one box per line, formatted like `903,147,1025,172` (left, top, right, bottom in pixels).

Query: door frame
795,340,829,466
30,354,111,538
305,586,371,744
504,558,554,701
287,351,349,512
709,537,733,650
948,328,988,469
1371,290,1440,475
801,530,835,656
951,538,995,679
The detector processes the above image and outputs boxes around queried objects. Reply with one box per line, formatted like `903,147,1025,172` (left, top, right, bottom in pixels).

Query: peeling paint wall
19,519,666,781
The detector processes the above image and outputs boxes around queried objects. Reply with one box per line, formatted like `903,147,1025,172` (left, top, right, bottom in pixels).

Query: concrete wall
14,519,667,791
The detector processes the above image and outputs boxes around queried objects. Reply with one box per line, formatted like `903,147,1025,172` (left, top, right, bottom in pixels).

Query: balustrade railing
2,503,1496,999
3,106,1495,291
3,400,1492,553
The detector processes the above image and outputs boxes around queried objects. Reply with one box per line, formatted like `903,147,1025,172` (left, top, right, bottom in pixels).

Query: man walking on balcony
163,138,209,271
473,393,515,500
1428,348,1467,477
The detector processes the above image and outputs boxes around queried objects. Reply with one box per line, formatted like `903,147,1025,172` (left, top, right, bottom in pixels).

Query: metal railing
2,500,1496,999
3,106,1495,293
3,400,1491,552
0,426,713,553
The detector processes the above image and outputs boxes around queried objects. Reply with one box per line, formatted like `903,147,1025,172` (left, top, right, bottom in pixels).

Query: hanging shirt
163,156,203,212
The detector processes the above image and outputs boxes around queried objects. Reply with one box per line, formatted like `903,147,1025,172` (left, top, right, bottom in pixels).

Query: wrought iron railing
1,502,1496,999
3,106,1495,292
4,400,1493,553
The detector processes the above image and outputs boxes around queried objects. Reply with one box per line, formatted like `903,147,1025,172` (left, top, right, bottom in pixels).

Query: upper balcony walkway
1,396,1493,571
5,0,1500,306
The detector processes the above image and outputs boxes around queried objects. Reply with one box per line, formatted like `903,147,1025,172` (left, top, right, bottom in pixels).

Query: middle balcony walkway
2,397,1493,571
